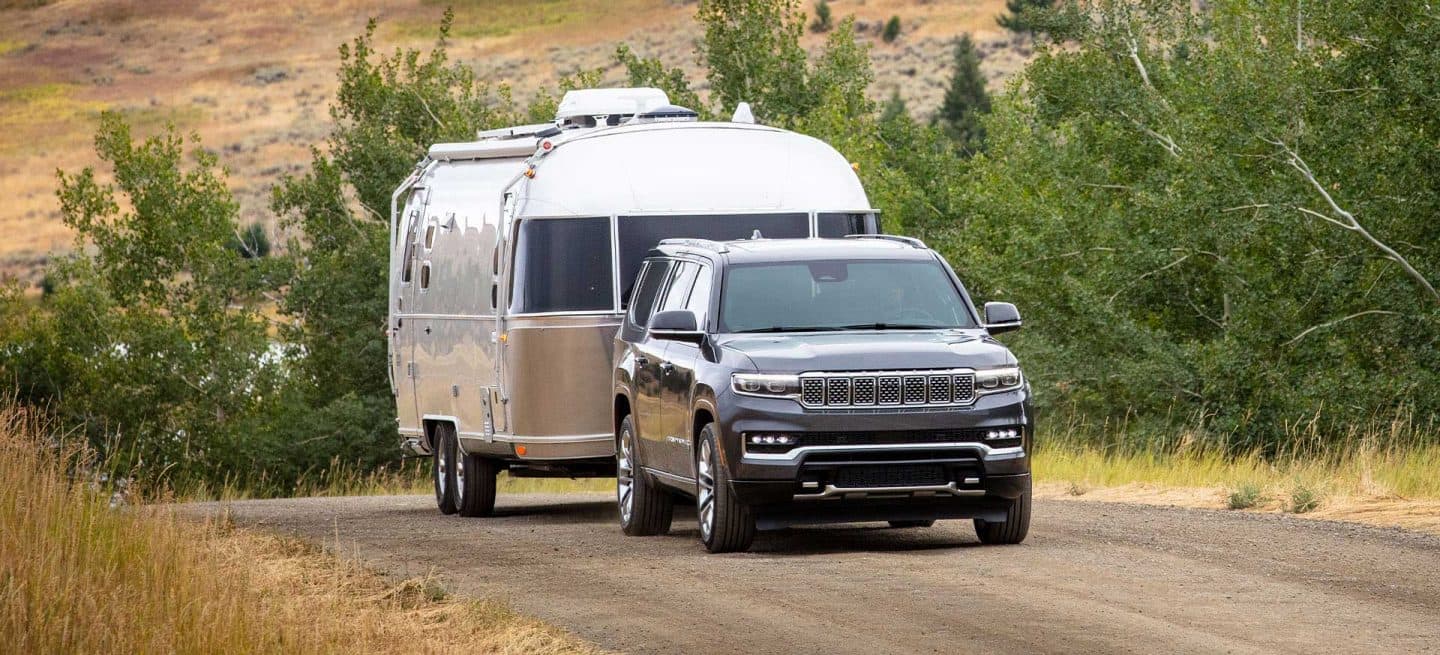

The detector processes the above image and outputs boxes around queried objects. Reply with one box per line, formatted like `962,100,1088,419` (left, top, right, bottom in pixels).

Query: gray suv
612,236,1032,553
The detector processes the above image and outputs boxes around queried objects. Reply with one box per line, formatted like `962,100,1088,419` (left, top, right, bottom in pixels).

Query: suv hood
717,330,1017,373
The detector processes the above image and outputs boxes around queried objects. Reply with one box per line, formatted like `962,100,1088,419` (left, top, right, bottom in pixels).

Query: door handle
424,326,432,334
660,361,675,374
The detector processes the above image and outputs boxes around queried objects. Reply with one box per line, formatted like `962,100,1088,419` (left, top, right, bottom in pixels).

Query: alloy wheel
454,445,467,506
437,441,449,498
617,429,635,524
697,439,715,541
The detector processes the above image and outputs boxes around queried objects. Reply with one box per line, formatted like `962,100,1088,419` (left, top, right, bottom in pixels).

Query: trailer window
509,217,614,313
617,213,808,295
817,212,877,238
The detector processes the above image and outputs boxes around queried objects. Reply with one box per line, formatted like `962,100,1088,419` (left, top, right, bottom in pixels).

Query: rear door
628,259,674,469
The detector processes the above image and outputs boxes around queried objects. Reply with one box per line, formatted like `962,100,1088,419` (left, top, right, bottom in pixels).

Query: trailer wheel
457,449,499,517
617,415,673,536
432,424,459,515
696,423,755,553
974,478,1031,545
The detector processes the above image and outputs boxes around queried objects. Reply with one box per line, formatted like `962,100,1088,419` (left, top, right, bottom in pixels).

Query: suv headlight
974,366,1023,394
732,373,800,397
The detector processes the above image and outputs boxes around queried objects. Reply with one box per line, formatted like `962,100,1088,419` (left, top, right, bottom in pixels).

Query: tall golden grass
0,402,602,654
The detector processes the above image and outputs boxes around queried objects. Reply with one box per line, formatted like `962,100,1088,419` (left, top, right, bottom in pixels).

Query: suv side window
627,260,672,334
684,264,713,329
657,262,699,316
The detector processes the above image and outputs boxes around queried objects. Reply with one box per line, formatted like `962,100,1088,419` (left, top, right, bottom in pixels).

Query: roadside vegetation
0,400,601,654
0,0,1436,508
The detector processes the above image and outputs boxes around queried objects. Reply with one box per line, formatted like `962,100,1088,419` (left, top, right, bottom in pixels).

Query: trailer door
393,197,425,435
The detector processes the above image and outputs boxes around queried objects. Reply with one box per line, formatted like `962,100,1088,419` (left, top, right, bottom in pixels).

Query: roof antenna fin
732,102,755,124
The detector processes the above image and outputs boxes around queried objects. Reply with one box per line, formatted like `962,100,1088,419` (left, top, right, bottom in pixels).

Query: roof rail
658,238,729,253
843,234,928,249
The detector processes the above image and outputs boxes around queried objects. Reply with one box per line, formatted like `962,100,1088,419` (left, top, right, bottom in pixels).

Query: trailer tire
617,415,673,536
433,423,459,515
457,449,499,517
974,479,1031,545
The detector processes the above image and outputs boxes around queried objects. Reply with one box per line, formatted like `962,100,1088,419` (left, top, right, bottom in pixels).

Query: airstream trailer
388,88,880,516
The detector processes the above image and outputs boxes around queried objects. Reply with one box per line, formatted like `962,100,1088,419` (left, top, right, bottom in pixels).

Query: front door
652,261,701,476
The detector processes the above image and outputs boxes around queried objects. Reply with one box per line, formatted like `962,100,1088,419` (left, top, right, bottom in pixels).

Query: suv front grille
798,370,978,409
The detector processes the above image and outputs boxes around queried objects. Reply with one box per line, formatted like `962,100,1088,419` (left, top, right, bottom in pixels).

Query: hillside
0,0,1026,286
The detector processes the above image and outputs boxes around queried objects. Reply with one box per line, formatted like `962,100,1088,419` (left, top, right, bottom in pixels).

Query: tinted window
817,212,876,238
657,262,699,315
510,217,614,313
719,260,977,332
617,213,808,295
627,260,671,330
685,264,713,328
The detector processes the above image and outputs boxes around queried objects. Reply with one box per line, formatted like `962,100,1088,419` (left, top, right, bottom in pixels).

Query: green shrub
810,0,832,33
1227,484,1264,510
1289,485,1322,514
881,15,901,43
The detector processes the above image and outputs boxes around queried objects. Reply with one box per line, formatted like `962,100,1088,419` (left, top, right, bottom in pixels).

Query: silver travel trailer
387,87,880,515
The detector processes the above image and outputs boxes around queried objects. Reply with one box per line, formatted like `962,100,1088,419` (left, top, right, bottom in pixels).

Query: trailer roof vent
555,87,670,130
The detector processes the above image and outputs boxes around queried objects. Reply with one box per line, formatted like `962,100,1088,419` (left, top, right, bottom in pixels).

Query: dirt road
192,493,1440,654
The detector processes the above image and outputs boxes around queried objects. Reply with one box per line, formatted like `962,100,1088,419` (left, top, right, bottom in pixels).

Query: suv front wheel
974,478,1032,544
696,423,756,553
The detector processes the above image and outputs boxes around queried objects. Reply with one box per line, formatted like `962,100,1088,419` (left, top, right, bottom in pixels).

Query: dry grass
0,402,603,654
1033,419,1440,535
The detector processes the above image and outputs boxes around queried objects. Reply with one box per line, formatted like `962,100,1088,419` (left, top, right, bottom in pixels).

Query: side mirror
649,310,704,343
983,302,1022,334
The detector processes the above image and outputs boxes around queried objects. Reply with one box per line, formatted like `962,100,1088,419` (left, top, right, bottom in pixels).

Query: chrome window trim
744,441,1025,462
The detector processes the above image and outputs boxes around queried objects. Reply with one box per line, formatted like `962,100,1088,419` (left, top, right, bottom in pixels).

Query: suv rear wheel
617,415,673,536
432,424,459,515
696,423,755,553
974,478,1031,544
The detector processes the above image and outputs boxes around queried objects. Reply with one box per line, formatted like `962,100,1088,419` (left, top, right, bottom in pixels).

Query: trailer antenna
751,229,764,240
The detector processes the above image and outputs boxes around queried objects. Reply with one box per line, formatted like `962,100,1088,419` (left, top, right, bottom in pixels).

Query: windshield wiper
732,326,848,333
835,322,947,330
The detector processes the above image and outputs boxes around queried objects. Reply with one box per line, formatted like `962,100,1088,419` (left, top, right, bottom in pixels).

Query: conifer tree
933,34,991,154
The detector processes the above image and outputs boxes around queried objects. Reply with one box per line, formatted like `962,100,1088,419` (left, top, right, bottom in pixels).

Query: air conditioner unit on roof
555,87,670,129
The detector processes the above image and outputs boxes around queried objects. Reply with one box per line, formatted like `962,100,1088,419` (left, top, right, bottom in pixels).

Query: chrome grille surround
797,369,981,409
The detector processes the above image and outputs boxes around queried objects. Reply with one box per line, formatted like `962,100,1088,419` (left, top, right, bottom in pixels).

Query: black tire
974,479,1031,545
696,424,755,553
616,415,673,536
888,520,936,529
432,424,458,515
456,449,499,517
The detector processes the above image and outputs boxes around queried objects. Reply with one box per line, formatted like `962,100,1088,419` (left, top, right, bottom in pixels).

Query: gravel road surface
190,493,1440,654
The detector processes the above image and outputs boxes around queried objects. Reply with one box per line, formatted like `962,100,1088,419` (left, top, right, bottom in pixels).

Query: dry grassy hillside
0,0,1026,285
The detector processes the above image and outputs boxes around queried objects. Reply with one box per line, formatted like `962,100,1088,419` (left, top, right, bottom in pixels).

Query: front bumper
716,386,1033,527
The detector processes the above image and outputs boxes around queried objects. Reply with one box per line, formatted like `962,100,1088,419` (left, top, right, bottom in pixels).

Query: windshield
718,259,977,333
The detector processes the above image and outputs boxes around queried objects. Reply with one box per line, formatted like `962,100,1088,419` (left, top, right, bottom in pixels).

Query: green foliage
228,222,271,259
947,0,1440,451
998,0,1055,36
934,34,992,154
2,114,288,488
613,44,709,118
810,0,832,33
1227,483,1263,510
881,15,901,43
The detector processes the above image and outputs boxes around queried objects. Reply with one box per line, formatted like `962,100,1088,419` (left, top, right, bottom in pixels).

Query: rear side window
627,260,672,330
509,217,614,313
